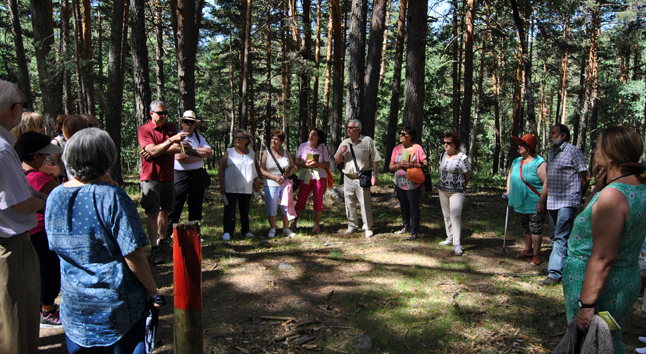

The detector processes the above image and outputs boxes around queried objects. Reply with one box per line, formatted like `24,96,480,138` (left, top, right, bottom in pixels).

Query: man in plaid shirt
536,124,590,286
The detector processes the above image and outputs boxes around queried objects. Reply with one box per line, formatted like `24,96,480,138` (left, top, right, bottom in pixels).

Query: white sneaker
365,229,374,238
245,232,254,238
454,245,463,256
639,336,646,344
439,238,453,246
267,228,276,238
222,233,231,241
636,347,646,354
344,227,357,235
283,228,296,238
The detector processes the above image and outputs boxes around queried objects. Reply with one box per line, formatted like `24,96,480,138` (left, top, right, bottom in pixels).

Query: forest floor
38,177,646,353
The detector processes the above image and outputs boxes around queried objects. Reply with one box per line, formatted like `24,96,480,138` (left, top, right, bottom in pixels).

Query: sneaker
539,276,561,286
439,238,453,246
530,256,541,266
157,238,172,252
149,247,165,264
312,224,321,234
406,233,418,240
454,245,463,256
222,233,231,241
394,228,407,235
365,229,374,238
268,228,276,238
283,228,296,238
344,227,357,235
40,310,62,328
290,220,298,230
244,232,254,238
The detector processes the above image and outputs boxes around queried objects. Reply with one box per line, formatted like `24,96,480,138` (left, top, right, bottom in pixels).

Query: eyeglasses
152,110,168,116
234,136,248,140
442,141,453,145
400,132,409,136
347,126,357,130
181,120,196,125
11,102,28,110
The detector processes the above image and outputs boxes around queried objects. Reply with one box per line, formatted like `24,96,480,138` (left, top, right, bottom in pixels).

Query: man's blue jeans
547,207,577,281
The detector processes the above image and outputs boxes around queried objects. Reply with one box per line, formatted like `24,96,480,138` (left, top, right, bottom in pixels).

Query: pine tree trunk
492,37,501,174
556,19,569,124
30,0,63,131
280,2,290,149
239,0,252,130
312,0,323,127
572,34,587,147
322,7,334,135
510,0,535,135
60,0,73,114
298,0,312,143
345,0,367,127
97,1,104,120
265,4,272,148
131,0,152,128
329,0,344,169
362,0,387,137
451,0,460,133
175,0,202,114
458,0,476,153
72,0,86,112
378,5,390,88
82,0,94,114
402,0,426,143
105,0,127,184
468,14,486,166
155,0,165,100
384,0,407,172
229,25,236,145
8,0,34,106
588,2,600,163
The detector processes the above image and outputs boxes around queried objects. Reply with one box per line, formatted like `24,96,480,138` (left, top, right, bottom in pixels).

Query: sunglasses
11,102,28,110
442,141,453,145
181,120,196,125
234,136,248,140
152,110,168,116
347,126,357,130
400,132,409,136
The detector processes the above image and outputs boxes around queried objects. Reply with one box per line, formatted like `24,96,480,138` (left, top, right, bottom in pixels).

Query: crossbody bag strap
519,161,541,197
267,149,285,175
348,143,360,172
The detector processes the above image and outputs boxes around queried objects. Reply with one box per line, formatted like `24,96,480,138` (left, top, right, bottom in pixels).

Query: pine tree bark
61,0,74,114
155,0,165,100
82,0,95,115
280,1,290,149
362,0,387,137
468,15,486,164
402,0,426,143
175,0,203,114
105,0,127,184
322,8,334,133
72,0,86,112
131,0,152,128
384,0,407,172
30,0,63,131
451,0,460,133
298,0,312,143
329,0,344,169
265,4,272,148
345,0,367,128
8,0,34,107
458,0,476,153
312,0,323,127
97,1,104,120
492,37,501,174
572,35,587,147
510,0,535,135
556,19,569,124
588,2,600,161
239,0,252,129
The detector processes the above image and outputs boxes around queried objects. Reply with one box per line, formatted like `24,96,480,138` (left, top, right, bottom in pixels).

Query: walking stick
502,195,509,254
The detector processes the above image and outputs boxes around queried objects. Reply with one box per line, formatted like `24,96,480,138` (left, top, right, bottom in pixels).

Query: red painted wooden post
173,220,203,353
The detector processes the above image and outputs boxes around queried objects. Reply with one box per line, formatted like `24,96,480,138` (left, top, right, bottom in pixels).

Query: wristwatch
578,299,595,309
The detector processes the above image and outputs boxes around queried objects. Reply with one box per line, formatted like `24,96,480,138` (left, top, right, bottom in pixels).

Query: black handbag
202,168,211,188
349,144,372,188
421,163,432,192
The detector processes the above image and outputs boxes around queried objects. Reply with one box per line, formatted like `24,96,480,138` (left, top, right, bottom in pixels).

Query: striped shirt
0,126,37,238
546,141,588,210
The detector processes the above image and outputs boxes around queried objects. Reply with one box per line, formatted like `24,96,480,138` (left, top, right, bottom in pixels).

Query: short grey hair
234,129,252,148
0,80,21,112
347,119,362,130
63,128,117,181
149,100,166,112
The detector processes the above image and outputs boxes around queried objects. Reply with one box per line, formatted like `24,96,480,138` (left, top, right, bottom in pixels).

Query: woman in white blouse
218,129,261,241
437,132,471,256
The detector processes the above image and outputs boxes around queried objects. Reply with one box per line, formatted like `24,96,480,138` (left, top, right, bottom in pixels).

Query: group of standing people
505,123,646,353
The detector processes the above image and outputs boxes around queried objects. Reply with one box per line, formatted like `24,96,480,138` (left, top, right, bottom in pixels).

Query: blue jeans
65,317,145,354
264,185,287,217
547,207,577,281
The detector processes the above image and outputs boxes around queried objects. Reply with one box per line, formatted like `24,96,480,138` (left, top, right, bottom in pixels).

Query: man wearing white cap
0,80,46,354
166,110,213,240
138,100,186,264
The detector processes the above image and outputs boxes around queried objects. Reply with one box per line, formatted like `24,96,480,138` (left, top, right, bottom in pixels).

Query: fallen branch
254,316,298,322
273,327,308,342
297,319,321,327
403,325,422,349
325,347,349,354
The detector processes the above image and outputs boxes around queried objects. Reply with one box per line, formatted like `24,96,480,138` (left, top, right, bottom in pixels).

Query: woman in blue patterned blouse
45,128,163,353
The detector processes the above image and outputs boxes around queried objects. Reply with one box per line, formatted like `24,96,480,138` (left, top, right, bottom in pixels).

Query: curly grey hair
63,128,117,181
234,129,252,148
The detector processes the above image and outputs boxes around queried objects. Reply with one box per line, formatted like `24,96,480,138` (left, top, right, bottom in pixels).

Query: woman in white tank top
260,130,296,238
218,129,261,240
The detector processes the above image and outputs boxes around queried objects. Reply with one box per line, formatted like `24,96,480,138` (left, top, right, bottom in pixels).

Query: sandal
530,256,541,266
394,228,407,235
406,234,418,240
516,249,534,258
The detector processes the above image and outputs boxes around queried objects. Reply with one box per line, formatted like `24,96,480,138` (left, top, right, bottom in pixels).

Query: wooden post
173,220,203,354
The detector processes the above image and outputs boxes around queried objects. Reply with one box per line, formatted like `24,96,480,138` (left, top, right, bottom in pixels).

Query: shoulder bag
268,149,299,190
406,144,425,184
520,161,541,197
349,144,371,188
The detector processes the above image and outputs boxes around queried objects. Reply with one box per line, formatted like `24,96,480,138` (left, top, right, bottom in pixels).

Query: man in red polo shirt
138,100,186,264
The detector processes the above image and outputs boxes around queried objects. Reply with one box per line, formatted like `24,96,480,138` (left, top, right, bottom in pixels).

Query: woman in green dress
562,126,646,354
